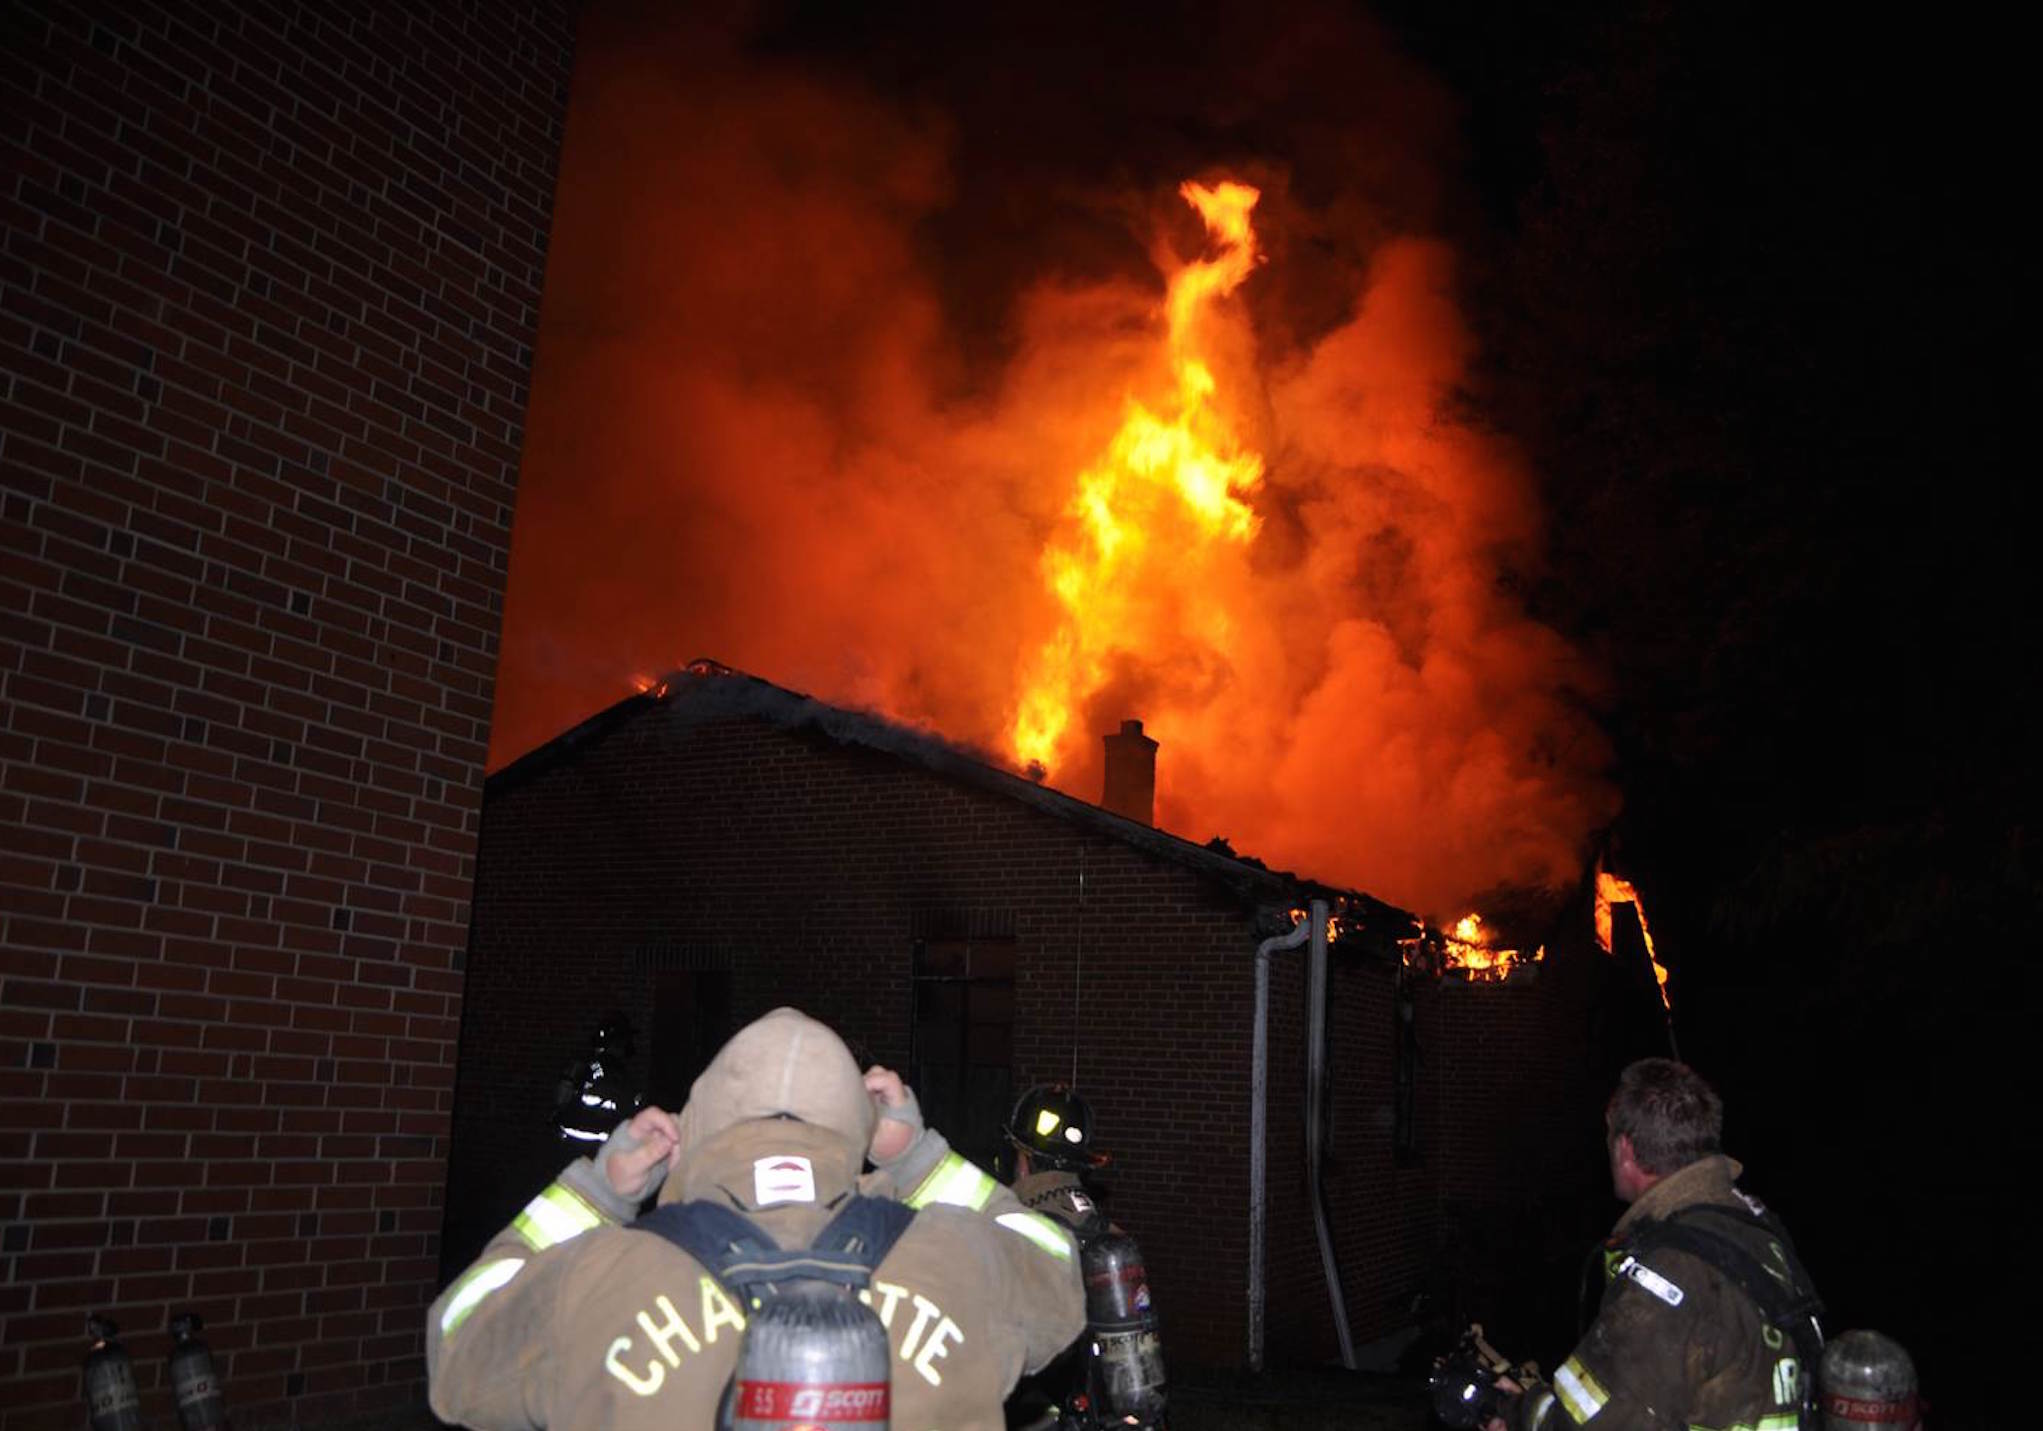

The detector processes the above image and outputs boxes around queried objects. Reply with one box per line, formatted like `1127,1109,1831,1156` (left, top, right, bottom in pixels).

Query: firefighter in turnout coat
1492,1059,1822,1431
1003,1084,1167,1431
428,1008,1085,1430
1007,1084,1113,1237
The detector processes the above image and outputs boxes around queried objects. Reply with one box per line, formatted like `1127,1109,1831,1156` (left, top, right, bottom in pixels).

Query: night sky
503,2,2032,1419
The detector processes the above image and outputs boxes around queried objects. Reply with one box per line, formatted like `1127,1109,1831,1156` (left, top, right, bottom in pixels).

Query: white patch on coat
753,1154,816,1204
1615,1254,1685,1306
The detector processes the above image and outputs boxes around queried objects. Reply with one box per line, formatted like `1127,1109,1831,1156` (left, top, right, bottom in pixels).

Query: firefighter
1487,1058,1823,1430
429,1007,1084,1430
1002,1085,1166,1431
1005,1084,1111,1234
549,1011,642,1152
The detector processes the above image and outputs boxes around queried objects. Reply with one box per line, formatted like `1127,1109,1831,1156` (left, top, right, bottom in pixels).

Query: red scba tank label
1086,1264,1147,1288
735,1379,889,1420
1821,1392,1919,1419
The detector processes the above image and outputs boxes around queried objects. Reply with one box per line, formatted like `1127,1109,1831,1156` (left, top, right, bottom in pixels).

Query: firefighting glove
556,1116,673,1222
874,1080,925,1144
867,1084,948,1196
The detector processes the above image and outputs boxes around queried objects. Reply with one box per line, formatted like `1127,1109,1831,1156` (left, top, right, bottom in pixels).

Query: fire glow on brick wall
498,67,1623,923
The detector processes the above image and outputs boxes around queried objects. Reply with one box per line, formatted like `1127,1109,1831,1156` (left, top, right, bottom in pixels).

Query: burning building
446,662,1665,1375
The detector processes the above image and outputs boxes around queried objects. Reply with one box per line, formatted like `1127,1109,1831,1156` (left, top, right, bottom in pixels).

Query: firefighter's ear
1609,1133,1654,1202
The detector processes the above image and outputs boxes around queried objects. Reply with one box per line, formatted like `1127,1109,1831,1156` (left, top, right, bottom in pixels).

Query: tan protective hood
660,1007,874,1205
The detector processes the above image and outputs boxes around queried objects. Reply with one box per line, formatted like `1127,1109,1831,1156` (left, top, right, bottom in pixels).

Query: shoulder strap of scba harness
1628,1203,1826,1424
1637,1204,1825,1333
633,1193,918,1297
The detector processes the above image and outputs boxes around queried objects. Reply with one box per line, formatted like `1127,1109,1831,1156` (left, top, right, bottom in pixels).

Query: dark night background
542,0,2032,1421
717,1,2032,1420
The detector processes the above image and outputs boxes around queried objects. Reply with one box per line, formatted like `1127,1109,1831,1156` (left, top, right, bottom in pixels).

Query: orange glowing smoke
1013,181,1267,771
1595,864,1670,1009
492,12,1621,920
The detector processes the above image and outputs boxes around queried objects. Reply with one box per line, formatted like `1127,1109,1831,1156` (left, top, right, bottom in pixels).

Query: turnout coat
1544,1155,1815,1430
428,1118,1083,1430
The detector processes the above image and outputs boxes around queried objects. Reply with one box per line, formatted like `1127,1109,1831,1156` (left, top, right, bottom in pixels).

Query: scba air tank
83,1315,143,1431
1819,1328,1919,1431
728,1282,891,1430
169,1312,230,1430
1081,1230,1167,1424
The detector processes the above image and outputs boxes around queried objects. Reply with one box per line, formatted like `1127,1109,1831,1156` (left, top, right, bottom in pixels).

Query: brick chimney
1101,719,1158,825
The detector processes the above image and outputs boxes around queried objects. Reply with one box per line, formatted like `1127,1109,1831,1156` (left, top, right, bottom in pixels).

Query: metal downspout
1248,908,1312,1373
1305,898,1356,1368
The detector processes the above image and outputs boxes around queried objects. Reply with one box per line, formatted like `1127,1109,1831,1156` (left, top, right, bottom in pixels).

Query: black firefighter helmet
1004,1083,1110,1172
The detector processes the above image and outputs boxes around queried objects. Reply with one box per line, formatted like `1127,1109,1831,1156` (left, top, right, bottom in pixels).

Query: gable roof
488,659,1420,937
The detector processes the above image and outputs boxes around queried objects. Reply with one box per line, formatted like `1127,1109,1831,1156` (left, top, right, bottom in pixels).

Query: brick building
449,663,1651,1377
2,6,576,1427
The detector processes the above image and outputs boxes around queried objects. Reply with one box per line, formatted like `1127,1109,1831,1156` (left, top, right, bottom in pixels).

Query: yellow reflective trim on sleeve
996,1210,1075,1260
905,1152,997,1211
513,1182,603,1251
1688,1418,1800,1431
439,1258,525,1339
1555,1356,1609,1423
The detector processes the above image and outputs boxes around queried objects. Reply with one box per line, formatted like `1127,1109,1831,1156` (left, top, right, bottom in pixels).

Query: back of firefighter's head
1606,1058,1722,1191
659,1007,876,1203
1004,1083,1105,1174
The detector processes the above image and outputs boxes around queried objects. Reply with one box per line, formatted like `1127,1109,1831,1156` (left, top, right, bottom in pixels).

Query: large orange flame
1595,864,1671,1010
1012,181,1267,771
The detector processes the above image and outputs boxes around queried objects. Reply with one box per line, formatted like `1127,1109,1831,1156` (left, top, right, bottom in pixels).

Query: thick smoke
493,2,1617,918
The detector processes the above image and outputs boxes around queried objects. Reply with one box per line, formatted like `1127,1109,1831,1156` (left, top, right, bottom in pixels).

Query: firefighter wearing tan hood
428,1005,1085,1431
657,1005,876,1203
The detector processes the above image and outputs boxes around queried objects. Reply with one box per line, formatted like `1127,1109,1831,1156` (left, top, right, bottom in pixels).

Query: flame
1595,864,1671,1010
497,63,1626,920
1010,181,1266,772
1434,912,1542,982
1285,906,1340,944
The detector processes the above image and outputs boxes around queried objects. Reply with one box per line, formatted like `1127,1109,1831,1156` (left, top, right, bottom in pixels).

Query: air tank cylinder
727,1282,891,1430
169,1311,230,1429
84,1315,144,1431
1081,1229,1168,1424
1820,1328,1919,1431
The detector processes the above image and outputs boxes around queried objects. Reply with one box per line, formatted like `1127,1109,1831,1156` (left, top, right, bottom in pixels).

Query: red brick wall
1409,940,1634,1361
1259,924,1624,1368
452,700,1274,1368
1,6,575,1426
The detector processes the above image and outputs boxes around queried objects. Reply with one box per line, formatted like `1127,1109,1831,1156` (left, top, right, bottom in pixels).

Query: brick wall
1,6,575,1426
1409,936,1645,1362
1218,908,1629,1369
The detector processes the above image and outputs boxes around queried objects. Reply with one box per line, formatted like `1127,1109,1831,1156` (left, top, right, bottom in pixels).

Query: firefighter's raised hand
864,1065,924,1164
599,1104,680,1203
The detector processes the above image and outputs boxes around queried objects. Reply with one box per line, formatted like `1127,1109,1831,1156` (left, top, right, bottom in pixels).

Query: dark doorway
910,936,1015,1171
648,969,733,1110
